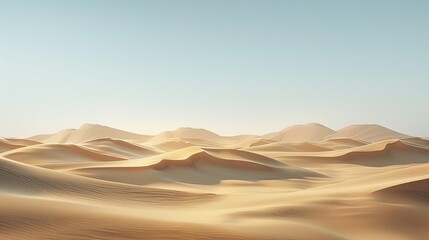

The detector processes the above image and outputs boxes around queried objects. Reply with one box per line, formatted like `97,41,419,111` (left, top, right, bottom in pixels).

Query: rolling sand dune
1,143,126,167
263,123,335,142
0,195,250,240
317,137,367,149
0,156,215,205
83,137,162,158
230,138,277,149
325,124,410,142
288,139,429,166
0,138,25,153
2,138,41,146
245,141,333,152
2,123,429,239
248,138,277,147
149,127,222,142
374,177,429,203
72,149,323,185
29,123,150,143
0,194,252,240
146,127,256,147
151,139,200,152
400,137,429,149
0,137,41,153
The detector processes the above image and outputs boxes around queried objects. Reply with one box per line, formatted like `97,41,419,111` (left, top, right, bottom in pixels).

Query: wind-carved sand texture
1,123,429,240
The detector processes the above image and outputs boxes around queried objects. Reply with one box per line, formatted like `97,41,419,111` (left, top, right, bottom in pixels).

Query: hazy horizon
1,0,428,137
3,122,423,139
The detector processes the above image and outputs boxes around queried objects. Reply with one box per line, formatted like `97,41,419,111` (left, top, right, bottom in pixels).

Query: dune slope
73,149,323,185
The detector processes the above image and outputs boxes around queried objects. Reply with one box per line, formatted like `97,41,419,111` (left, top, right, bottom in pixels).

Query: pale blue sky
1,0,428,137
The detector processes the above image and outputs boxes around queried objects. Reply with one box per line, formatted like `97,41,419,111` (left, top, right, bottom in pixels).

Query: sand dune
150,127,222,142
263,123,335,142
230,138,277,149
248,138,277,147
151,139,201,151
0,194,252,240
3,138,41,146
149,137,231,152
1,143,125,166
317,137,367,149
0,194,250,240
374,177,429,203
296,139,429,166
0,156,215,205
325,124,410,142
245,141,333,152
0,138,25,153
3,123,429,239
29,123,150,143
147,128,256,148
72,149,323,185
83,137,162,158
0,137,42,153
400,137,429,149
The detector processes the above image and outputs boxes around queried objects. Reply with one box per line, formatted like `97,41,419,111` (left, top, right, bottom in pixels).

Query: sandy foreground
1,123,428,240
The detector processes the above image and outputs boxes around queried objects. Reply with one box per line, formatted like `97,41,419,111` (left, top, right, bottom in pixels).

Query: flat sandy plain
1,123,429,240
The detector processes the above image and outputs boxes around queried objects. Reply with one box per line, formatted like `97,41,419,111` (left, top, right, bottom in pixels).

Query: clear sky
1,0,428,137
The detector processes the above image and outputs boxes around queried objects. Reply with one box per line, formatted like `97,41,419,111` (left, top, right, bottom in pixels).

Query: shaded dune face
374,178,429,204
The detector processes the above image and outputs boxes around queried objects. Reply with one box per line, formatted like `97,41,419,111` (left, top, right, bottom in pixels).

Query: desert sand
1,123,429,240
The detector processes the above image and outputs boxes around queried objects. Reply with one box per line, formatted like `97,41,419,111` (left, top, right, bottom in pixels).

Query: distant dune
263,123,335,142
2,123,428,239
29,123,151,143
149,127,222,142
1,143,125,166
325,124,410,142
